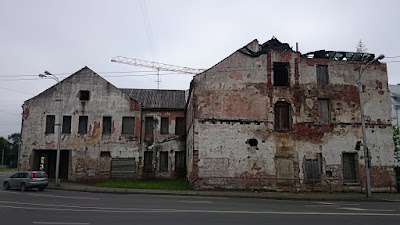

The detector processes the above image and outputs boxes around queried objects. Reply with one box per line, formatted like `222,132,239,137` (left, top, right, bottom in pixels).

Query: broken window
78,116,88,134
175,117,185,136
274,102,291,131
45,115,55,134
316,65,329,85
343,153,357,182
145,117,154,135
175,151,185,175
144,151,153,172
102,116,112,134
273,62,289,86
305,159,320,183
62,116,71,134
159,151,168,172
79,90,90,101
161,117,169,135
122,117,135,134
318,99,329,123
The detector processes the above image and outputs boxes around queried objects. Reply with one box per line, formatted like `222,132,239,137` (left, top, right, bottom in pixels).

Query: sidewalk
47,181,400,202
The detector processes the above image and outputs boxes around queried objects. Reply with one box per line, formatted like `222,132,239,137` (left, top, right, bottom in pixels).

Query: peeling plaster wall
187,41,396,191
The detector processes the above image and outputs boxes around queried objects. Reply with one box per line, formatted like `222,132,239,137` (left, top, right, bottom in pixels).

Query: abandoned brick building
186,38,396,191
19,67,186,181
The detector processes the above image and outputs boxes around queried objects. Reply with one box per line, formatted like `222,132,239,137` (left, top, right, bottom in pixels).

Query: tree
356,39,367,53
0,137,11,167
6,133,20,168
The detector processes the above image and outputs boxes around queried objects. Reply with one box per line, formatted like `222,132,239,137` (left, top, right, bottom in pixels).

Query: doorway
32,150,69,179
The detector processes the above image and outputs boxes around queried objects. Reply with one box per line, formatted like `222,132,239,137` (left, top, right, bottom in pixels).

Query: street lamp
39,71,63,187
357,54,385,198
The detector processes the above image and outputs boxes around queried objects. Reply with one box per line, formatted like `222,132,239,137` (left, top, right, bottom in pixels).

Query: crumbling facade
19,67,186,181
186,38,396,191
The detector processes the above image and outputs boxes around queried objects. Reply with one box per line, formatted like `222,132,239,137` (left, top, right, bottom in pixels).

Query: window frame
274,102,291,131
160,117,169,135
273,62,290,87
318,99,330,123
45,115,55,134
316,65,329,85
78,116,88,134
122,117,135,135
62,115,72,134
102,116,112,135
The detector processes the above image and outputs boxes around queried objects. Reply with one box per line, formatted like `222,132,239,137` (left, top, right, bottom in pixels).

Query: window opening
273,62,289,86
45,115,55,134
122,117,135,134
62,116,71,134
103,116,112,134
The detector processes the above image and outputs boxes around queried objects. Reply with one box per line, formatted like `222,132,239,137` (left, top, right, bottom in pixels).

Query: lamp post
357,54,385,198
39,71,62,186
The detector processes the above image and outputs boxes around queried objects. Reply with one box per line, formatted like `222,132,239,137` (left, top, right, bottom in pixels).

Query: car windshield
33,172,46,178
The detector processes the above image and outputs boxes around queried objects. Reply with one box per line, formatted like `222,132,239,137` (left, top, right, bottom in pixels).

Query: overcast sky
1,0,399,139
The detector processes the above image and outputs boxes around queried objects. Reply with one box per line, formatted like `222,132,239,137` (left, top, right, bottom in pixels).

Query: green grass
94,178,189,190
0,168,17,172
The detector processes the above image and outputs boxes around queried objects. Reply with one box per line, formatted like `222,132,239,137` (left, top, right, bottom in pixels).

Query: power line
0,109,21,116
0,85,34,95
386,56,400,58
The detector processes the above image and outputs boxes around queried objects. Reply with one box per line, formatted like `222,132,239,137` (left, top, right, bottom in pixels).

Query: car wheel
3,182,10,190
38,187,45,191
20,183,27,192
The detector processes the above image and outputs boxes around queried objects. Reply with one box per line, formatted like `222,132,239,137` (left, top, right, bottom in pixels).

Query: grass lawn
0,168,17,172
94,178,189,190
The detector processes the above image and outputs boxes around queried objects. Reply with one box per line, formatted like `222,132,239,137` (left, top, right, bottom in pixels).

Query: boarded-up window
306,159,320,183
273,62,289,86
100,151,111,172
161,117,169,135
317,65,329,85
45,115,55,134
318,99,329,123
103,116,112,134
144,151,153,171
275,102,290,131
175,151,185,175
122,117,135,134
159,151,168,172
62,116,71,134
276,158,294,185
175,117,185,136
79,90,90,101
145,117,154,135
343,153,357,182
78,116,88,134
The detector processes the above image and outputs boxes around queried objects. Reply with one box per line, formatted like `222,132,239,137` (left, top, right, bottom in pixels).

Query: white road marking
33,222,89,225
179,200,213,204
316,202,336,205
0,191,21,195
341,204,360,206
305,205,336,207
1,205,400,216
27,193,100,200
337,207,396,212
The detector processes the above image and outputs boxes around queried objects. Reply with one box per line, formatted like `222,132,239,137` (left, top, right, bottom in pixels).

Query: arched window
275,102,291,131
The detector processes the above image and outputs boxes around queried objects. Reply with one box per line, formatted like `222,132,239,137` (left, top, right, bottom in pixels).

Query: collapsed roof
302,50,375,61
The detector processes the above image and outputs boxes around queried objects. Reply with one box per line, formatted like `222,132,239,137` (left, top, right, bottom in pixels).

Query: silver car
3,171,48,191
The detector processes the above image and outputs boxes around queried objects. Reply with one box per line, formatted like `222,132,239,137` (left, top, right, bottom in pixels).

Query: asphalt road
1,171,400,225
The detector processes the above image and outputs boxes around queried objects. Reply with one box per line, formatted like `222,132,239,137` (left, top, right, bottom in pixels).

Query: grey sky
1,0,399,138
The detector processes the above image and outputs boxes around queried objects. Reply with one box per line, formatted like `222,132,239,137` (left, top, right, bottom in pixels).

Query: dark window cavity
144,151,153,171
175,151,186,174
343,153,357,182
274,102,291,131
248,138,258,147
103,116,112,134
316,65,329,85
305,159,320,183
100,151,111,157
318,99,329,123
175,117,185,136
159,151,168,172
145,117,154,135
62,116,71,134
78,116,88,134
79,90,90,101
273,62,289,86
45,115,55,134
161,117,169,135
122,117,135,134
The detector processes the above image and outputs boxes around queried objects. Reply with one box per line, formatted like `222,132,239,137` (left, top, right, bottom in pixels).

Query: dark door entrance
343,153,357,183
33,150,69,179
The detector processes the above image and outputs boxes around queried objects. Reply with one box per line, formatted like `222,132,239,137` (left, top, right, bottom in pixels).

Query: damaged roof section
120,88,186,109
239,37,293,58
302,50,375,62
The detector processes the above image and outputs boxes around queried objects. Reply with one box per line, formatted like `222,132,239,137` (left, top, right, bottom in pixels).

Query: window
103,116,112,134
78,116,88,134
122,117,135,134
175,117,185,136
45,115,55,134
343,153,357,182
318,99,329,123
274,102,290,131
316,65,329,85
79,90,90,101
305,159,320,183
159,151,168,172
145,117,154,135
144,151,153,171
273,62,289,86
62,116,71,134
100,151,111,172
161,117,169,135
